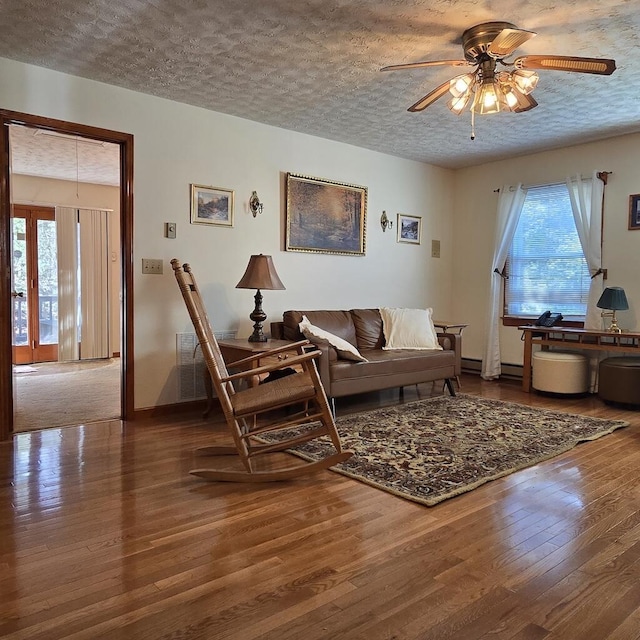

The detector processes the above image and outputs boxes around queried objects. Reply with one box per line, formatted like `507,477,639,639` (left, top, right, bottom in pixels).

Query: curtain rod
493,171,612,193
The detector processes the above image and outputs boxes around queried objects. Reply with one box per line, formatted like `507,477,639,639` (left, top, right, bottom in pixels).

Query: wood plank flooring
1,375,639,639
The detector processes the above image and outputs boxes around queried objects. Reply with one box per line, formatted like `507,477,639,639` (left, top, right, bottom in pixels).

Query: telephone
534,310,563,327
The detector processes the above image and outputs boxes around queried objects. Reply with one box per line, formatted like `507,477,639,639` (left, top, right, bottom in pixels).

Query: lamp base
248,289,268,342
607,321,622,334
248,324,268,342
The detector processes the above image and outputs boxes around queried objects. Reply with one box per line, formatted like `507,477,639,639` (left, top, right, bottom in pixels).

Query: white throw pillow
299,316,368,362
380,307,442,350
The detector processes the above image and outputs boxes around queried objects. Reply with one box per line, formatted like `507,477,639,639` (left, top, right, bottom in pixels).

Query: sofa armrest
270,321,285,340
306,341,333,393
270,320,334,393
438,332,462,377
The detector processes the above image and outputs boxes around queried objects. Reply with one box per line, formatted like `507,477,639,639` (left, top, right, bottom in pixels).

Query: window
505,183,590,320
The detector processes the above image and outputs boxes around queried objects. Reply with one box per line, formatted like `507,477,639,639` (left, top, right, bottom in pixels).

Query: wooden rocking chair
171,259,353,482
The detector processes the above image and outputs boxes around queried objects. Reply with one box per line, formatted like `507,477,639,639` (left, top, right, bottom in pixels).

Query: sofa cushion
350,308,385,350
329,348,453,381
299,315,368,362
380,307,442,350
283,310,358,345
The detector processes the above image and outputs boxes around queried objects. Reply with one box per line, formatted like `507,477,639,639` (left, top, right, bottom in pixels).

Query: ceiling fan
381,21,616,122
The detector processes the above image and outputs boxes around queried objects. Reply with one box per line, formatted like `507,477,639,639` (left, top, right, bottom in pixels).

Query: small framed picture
190,184,234,227
397,214,421,244
629,194,640,230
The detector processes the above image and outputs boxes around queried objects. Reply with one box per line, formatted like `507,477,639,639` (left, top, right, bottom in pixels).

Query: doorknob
11,291,24,298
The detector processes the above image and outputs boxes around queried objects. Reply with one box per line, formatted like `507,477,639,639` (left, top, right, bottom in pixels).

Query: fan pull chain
470,110,476,140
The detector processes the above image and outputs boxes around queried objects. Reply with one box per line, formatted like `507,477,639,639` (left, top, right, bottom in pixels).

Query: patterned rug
258,394,629,506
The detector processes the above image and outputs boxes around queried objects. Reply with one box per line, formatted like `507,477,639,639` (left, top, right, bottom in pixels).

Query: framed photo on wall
629,194,640,230
285,173,367,256
397,214,421,244
190,184,234,227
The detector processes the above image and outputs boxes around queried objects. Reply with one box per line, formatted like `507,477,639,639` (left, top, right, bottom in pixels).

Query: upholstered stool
532,351,589,394
598,357,640,406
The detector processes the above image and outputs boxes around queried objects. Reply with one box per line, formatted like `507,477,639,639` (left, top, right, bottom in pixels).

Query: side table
433,321,468,388
202,338,298,417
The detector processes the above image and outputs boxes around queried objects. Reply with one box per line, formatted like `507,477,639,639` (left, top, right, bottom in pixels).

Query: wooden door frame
0,111,134,440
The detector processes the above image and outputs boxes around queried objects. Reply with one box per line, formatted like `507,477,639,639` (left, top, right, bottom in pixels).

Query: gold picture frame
397,214,421,244
629,194,640,230
190,184,234,227
285,173,367,255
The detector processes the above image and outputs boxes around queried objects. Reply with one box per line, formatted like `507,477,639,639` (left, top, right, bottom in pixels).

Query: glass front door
12,205,58,364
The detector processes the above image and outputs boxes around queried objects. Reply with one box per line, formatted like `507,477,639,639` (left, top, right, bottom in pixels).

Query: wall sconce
380,210,393,232
249,190,263,217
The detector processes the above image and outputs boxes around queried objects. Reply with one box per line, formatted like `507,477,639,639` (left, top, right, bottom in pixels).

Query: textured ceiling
10,126,120,186
2,0,640,185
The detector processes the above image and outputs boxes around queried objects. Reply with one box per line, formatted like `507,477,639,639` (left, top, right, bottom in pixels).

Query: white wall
0,57,455,409
11,175,121,357
452,134,640,367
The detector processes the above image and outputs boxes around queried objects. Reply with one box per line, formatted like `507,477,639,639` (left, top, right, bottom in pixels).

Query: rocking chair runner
171,259,353,482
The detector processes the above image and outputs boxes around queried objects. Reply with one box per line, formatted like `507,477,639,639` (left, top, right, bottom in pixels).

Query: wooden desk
520,325,640,392
202,338,297,417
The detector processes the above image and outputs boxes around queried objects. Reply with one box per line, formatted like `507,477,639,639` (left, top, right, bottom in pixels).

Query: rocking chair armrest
225,339,312,369
221,349,322,383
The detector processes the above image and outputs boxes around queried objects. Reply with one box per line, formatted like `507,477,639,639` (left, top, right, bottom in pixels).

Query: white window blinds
506,183,590,318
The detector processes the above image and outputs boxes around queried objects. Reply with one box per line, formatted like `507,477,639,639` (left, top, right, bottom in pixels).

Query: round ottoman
532,351,589,394
598,357,640,407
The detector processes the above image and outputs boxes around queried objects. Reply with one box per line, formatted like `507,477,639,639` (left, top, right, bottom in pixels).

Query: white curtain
56,207,79,362
481,184,527,380
566,171,604,330
79,209,110,359
55,207,110,361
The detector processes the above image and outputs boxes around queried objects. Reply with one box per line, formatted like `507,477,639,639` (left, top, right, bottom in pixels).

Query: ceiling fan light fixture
512,69,539,94
503,87,519,110
448,92,472,114
449,73,475,98
471,80,503,114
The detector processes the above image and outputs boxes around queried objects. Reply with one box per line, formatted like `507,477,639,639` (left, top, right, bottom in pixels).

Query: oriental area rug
259,395,628,506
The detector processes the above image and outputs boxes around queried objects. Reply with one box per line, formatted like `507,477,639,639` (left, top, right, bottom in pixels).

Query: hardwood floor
1,375,639,639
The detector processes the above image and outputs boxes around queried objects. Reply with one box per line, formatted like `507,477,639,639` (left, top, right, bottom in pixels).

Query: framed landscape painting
629,194,640,230
285,173,367,256
397,214,421,244
190,184,234,227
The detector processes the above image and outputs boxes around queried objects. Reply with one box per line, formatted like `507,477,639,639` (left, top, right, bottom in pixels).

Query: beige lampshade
236,254,285,290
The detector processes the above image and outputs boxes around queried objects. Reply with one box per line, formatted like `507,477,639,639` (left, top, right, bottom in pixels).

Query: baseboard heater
462,358,523,380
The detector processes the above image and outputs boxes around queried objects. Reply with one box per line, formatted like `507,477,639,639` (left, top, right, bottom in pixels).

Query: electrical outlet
165,222,176,239
142,258,163,274
431,239,441,258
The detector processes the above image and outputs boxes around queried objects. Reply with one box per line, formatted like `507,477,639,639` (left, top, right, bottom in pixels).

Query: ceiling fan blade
488,28,536,58
381,60,470,72
408,80,452,112
514,55,616,75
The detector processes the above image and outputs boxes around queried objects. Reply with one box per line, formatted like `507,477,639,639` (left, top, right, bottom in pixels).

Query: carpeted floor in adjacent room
13,358,121,432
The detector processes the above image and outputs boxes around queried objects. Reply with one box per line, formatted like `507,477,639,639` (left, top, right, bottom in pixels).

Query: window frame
501,181,598,328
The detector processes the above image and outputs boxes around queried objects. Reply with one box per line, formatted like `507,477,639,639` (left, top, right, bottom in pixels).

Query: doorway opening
0,111,134,440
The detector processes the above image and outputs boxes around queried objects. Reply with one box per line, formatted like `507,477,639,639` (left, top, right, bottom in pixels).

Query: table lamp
236,254,285,342
596,286,628,333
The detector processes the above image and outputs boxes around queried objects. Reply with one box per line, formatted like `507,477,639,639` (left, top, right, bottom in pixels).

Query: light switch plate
431,239,441,258
142,258,163,274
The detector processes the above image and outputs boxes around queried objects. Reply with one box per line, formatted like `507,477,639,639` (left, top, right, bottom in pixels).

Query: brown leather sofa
271,309,460,408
